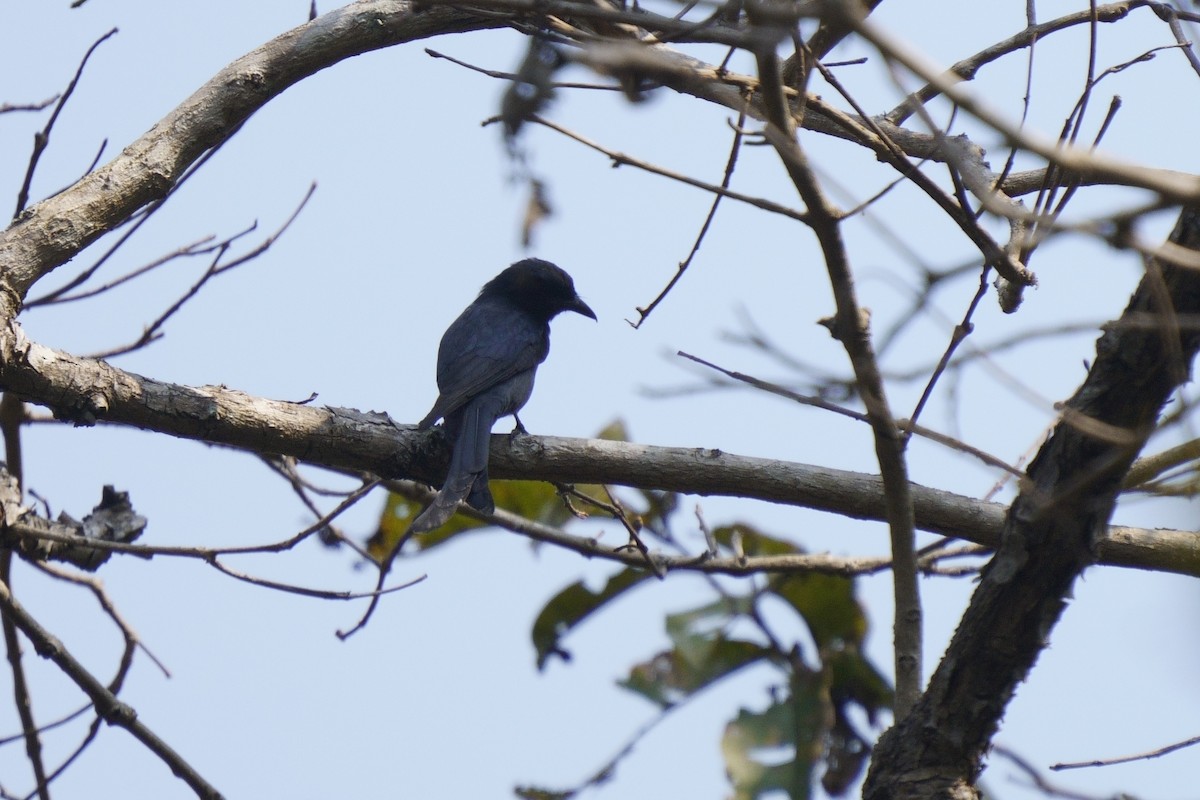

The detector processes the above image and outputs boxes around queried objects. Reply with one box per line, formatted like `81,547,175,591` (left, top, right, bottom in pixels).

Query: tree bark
863,206,1200,799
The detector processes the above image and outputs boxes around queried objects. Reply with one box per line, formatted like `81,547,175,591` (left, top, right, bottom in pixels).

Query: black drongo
411,259,595,533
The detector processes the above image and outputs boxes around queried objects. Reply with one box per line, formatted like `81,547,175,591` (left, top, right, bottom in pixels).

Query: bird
410,258,596,533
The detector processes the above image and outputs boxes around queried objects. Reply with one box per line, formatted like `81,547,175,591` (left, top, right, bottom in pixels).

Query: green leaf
714,523,804,557
827,643,893,721
822,710,871,796
514,787,574,800
722,692,821,800
618,597,771,708
593,418,631,443
532,568,651,670
768,573,868,649
490,479,573,527
369,419,640,560
367,490,486,561
664,597,751,648
712,524,870,648
621,637,770,709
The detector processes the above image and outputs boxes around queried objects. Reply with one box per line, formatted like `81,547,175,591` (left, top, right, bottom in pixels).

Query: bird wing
418,298,549,428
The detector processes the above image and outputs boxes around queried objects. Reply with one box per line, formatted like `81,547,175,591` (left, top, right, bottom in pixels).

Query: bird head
483,258,596,322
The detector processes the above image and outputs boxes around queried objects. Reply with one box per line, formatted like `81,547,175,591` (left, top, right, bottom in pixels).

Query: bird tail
409,399,498,533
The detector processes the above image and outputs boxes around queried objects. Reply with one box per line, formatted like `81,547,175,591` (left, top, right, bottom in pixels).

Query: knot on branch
1,477,147,570
818,306,871,344
50,390,109,426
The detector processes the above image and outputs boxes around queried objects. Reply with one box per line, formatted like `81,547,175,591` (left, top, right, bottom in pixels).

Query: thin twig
526,114,809,222
901,267,992,446
25,561,168,791
25,122,246,307
884,1,1159,124
632,104,749,328
11,479,380,563
38,236,219,306
676,350,1022,477
993,745,1114,800
0,578,224,800
13,28,117,219
0,97,58,115
1051,732,1200,770
425,46,622,92
0,396,46,800
207,556,425,600
89,183,316,360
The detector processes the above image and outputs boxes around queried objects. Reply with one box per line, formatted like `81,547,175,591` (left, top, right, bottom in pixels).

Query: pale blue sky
0,2,1196,799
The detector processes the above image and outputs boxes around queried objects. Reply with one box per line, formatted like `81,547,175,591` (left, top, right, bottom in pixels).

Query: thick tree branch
2,0,1195,314
864,207,1200,800
0,327,1192,577
0,1,502,300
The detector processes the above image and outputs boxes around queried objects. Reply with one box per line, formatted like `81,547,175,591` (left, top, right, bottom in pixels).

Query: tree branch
830,0,1200,204
0,578,223,799
0,1,502,301
0,327,1191,576
3,0,1195,316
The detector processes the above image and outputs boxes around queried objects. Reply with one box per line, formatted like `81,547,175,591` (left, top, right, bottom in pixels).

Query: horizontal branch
0,326,1192,577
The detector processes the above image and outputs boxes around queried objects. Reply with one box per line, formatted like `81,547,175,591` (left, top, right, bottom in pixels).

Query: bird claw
509,414,529,439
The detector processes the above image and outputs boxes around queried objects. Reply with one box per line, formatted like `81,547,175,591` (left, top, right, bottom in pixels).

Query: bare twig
1051,732,1200,771
13,28,117,219
0,97,58,115
833,1,1200,204
677,350,1022,478
425,46,621,92
0,395,47,800
632,105,750,328
26,561,170,790
9,478,379,570
381,479,907,577
89,183,316,359
207,556,425,600
902,268,992,446
525,114,809,222
26,139,239,307
0,584,48,800
0,578,223,800
993,745,1115,800
884,1,1172,124
36,236,218,306
0,702,90,747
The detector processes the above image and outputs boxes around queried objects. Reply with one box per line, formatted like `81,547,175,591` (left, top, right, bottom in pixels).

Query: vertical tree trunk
864,207,1200,800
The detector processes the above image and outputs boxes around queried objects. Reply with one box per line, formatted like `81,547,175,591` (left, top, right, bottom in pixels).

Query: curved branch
0,1,502,300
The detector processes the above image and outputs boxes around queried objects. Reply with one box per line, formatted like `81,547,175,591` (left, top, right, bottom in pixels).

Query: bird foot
509,414,529,440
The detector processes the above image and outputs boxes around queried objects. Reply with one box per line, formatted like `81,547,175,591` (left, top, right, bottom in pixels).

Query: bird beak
569,296,597,320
